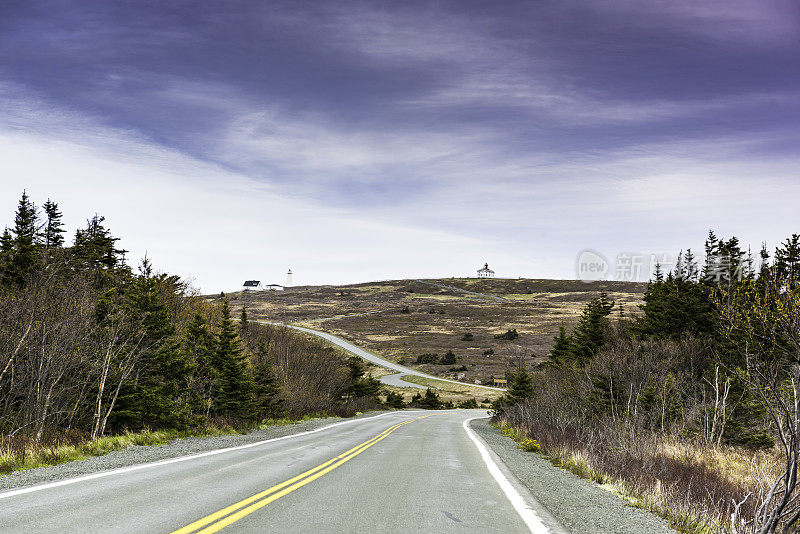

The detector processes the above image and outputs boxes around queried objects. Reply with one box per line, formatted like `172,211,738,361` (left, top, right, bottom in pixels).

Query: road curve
0,410,564,533
284,324,505,392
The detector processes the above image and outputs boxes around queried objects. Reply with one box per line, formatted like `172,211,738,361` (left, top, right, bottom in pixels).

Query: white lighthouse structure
285,269,293,287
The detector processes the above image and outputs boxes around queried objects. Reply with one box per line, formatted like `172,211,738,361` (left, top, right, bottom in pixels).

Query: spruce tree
775,234,800,285
239,305,249,333
214,299,253,419
570,293,614,364
0,228,12,286
73,215,126,269
184,314,218,416
252,343,283,419
40,199,65,249
506,363,534,404
9,191,39,285
113,259,190,430
548,326,572,366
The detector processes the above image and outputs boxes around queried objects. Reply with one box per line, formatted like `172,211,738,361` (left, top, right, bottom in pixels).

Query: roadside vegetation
0,192,390,473
492,232,800,533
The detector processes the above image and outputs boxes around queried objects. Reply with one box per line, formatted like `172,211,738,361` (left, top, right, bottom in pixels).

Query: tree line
494,230,800,532
0,192,383,447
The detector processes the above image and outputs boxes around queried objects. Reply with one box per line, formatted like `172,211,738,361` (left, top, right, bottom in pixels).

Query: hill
228,278,646,384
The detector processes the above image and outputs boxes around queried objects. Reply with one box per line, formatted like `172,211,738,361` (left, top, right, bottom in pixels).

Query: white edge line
0,411,417,501
463,416,550,534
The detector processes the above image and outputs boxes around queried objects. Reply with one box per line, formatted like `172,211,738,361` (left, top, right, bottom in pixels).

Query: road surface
284,324,505,392
0,410,563,533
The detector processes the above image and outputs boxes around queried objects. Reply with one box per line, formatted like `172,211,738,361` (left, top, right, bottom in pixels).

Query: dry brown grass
225,278,645,385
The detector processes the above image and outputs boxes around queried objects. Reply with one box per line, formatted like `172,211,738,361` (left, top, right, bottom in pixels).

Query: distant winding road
283,324,505,392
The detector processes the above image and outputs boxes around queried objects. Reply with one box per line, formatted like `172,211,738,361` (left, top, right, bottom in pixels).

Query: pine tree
548,326,572,366
652,262,664,283
684,249,698,282
214,299,253,418
775,234,800,285
112,259,190,430
440,350,457,365
569,293,614,364
40,199,65,249
239,305,249,333
184,314,218,416
0,228,13,286
506,363,534,403
73,215,126,269
252,345,283,419
8,191,39,285
702,230,719,283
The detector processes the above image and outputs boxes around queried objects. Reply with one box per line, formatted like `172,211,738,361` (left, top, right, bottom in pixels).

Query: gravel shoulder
0,411,388,493
470,418,677,534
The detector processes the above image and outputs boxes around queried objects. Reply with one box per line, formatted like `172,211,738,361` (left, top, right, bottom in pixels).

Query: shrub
483,349,494,355
428,308,436,314
494,328,519,340
411,388,443,409
415,353,439,364
383,391,406,409
458,399,479,409
519,438,541,453
400,306,410,313
461,333,474,341
440,350,457,365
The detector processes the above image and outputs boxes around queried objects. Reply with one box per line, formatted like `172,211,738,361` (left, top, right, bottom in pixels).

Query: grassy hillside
228,278,646,384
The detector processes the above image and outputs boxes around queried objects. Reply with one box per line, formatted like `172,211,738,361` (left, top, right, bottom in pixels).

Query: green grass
0,416,329,475
399,374,503,399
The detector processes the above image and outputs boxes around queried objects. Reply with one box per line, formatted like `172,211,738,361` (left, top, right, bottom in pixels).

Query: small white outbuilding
242,280,263,291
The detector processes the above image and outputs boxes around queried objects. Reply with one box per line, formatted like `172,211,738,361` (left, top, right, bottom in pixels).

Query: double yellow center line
171,414,434,534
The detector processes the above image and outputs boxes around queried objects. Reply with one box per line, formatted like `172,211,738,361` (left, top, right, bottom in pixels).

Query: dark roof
243,280,261,286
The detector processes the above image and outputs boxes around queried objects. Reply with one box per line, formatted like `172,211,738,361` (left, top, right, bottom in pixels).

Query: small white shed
242,280,263,291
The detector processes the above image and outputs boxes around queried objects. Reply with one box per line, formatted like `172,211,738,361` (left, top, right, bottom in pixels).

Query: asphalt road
0,410,562,534
284,325,505,392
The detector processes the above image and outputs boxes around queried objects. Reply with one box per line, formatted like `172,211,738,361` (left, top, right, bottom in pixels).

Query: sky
1,0,798,291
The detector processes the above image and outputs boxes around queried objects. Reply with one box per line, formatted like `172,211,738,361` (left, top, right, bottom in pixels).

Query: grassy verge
493,421,752,534
399,374,503,399
1,416,327,475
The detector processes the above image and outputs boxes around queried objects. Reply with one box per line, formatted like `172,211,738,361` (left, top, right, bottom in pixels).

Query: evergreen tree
440,350,457,365
252,343,283,419
548,326,572,365
112,259,190,430
214,299,253,418
40,199,65,249
684,249,698,282
569,293,614,364
239,305,249,333
184,314,218,416
506,363,534,403
346,356,382,399
653,262,664,283
73,215,126,269
775,234,800,285
0,228,12,285
8,191,39,285
702,230,719,283
759,243,771,281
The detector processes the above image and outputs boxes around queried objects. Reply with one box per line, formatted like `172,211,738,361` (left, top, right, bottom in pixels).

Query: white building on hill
242,280,263,291
477,263,495,278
